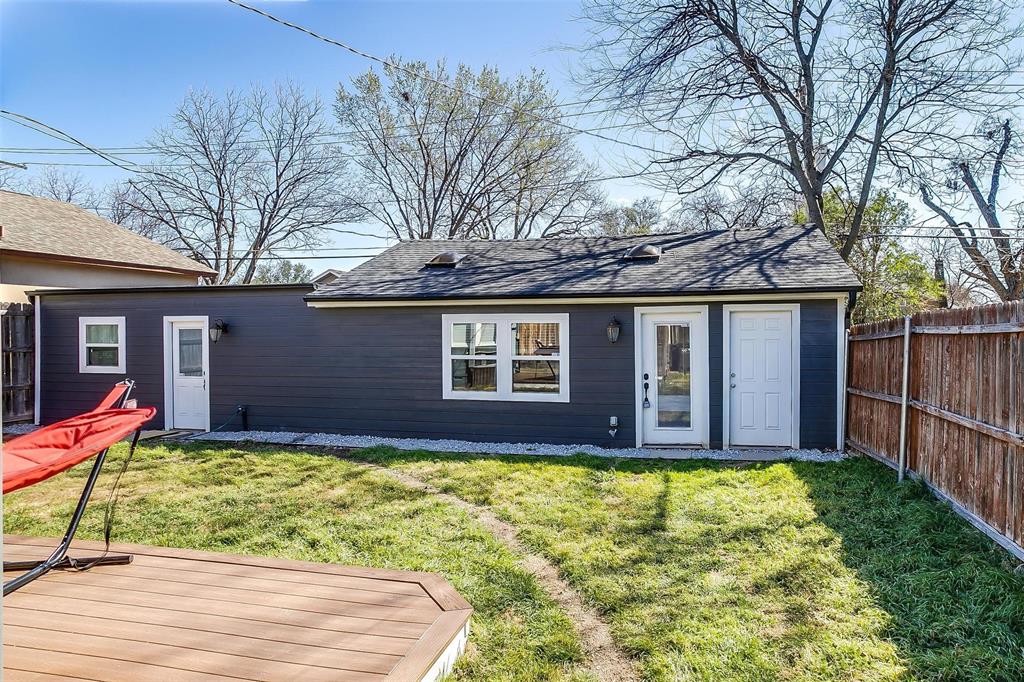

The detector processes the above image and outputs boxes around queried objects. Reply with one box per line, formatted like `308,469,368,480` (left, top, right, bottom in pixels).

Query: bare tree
579,0,1022,260
0,168,20,191
914,237,992,307
918,119,1023,301
336,60,603,240
102,181,167,242
597,196,662,235
24,168,96,206
250,259,314,284
126,84,361,283
667,180,795,233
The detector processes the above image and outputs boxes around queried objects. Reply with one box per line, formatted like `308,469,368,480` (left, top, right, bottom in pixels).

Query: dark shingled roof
0,190,216,276
307,225,861,301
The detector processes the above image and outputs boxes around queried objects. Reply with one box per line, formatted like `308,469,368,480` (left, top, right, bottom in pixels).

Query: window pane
512,359,560,393
178,328,203,377
451,322,497,356
452,359,497,392
512,322,560,357
86,324,119,344
656,324,691,427
87,346,119,367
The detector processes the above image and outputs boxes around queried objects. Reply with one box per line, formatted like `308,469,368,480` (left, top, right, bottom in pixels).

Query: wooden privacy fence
846,301,1023,560
2,302,35,424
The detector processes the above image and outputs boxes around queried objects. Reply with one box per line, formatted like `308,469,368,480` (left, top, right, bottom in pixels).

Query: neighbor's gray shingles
309,225,861,300
0,190,216,275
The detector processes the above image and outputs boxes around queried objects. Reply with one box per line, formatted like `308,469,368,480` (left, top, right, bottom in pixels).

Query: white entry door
727,309,796,447
170,321,209,430
639,310,708,446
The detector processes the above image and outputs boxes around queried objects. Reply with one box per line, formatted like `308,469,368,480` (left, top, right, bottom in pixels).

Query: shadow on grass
342,445,1024,680
158,441,1024,680
790,459,1024,681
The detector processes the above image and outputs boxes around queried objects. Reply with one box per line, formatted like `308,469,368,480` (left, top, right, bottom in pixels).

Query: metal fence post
897,315,912,481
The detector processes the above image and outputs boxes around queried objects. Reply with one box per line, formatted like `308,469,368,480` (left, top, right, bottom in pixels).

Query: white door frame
633,305,710,448
162,315,210,431
722,304,800,449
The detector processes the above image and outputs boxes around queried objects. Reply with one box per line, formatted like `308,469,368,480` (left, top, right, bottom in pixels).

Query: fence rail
2,302,35,424
846,301,1024,560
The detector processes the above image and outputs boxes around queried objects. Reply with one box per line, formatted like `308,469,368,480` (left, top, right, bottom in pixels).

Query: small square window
80,317,126,374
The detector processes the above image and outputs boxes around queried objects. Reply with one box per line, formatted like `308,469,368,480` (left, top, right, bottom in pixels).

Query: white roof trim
306,291,851,308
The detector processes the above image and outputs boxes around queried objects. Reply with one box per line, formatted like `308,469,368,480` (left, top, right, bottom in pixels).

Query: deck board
3,536,472,682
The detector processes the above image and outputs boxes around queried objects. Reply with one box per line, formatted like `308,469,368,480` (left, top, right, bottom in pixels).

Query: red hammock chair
3,380,155,595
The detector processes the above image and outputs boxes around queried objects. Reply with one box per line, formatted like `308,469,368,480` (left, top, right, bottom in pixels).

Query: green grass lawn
356,449,1024,682
5,442,1023,681
3,442,590,681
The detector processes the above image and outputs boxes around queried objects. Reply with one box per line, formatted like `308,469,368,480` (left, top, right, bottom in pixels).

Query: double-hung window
79,316,126,374
442,313,569,402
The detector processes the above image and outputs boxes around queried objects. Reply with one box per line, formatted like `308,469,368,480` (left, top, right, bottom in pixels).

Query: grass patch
355,448,1024,682
3,442,591,681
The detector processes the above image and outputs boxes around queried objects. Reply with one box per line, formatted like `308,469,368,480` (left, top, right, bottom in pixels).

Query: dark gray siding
39,290,636,446
38,291,840,449
798,300,839,448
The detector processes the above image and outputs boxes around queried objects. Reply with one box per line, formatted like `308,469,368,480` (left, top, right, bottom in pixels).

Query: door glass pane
512,322,560,356
178,328,203,377
656,324,691,428
451,323,497,356
451,359,497,392
512,359,559,393
86,324,119,344
87,346,118,367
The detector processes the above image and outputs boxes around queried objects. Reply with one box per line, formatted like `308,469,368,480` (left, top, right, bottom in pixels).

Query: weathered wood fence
846,301,1023,559
2,302,35,424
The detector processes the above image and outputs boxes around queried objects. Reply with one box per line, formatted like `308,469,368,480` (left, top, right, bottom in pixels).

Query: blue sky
1,0,647,272
2,1,1020,276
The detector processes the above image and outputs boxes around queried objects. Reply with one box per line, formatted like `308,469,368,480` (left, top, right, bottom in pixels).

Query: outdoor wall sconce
210,319,229,343
606,317,622,343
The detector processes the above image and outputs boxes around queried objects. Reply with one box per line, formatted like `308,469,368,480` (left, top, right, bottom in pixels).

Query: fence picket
847,301,1024,559
2,302,35,423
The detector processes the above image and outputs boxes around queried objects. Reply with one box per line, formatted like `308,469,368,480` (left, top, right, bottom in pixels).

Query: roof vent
425,251,466,268
623,244,662,261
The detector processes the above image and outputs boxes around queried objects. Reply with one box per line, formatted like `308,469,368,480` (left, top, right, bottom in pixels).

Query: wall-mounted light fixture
606,317,622,343
210,318,229,343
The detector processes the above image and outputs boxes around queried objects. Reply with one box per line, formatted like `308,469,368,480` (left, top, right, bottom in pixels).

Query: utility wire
225,0,674,159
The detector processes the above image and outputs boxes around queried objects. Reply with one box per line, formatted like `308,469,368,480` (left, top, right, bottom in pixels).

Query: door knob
730,383,736,388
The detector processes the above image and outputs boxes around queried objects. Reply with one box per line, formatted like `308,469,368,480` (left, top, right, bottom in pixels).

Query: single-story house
0,190,216,303
32,225,860,450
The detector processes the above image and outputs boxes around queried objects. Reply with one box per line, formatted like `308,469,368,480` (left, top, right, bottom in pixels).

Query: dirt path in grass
364,461,642,682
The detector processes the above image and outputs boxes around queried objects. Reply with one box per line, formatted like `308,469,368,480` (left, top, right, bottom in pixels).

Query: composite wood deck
2,536,472,681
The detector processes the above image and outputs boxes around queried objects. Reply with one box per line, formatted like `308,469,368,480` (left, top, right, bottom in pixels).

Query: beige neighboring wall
0,253,199,303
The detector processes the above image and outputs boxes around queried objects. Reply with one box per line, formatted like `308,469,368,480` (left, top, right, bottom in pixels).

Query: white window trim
79,316,126,374
441,313,570,403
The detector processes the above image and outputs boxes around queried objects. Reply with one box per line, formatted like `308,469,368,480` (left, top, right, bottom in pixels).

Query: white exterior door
727,309,795,447
639,310,708,446
170,321,209,430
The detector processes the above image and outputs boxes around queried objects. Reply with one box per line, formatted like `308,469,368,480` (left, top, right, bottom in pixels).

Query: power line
225,0,675,159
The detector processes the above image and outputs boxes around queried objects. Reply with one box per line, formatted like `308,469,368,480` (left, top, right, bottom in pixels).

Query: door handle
642,373,651,408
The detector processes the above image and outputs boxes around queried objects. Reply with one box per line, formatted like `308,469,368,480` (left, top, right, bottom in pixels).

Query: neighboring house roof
307,225,861,302
0,190,217,277
311,268,344,286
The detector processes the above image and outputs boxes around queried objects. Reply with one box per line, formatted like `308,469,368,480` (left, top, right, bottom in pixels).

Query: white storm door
728,310,794,447
640,311,708,446
171,322,209,430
